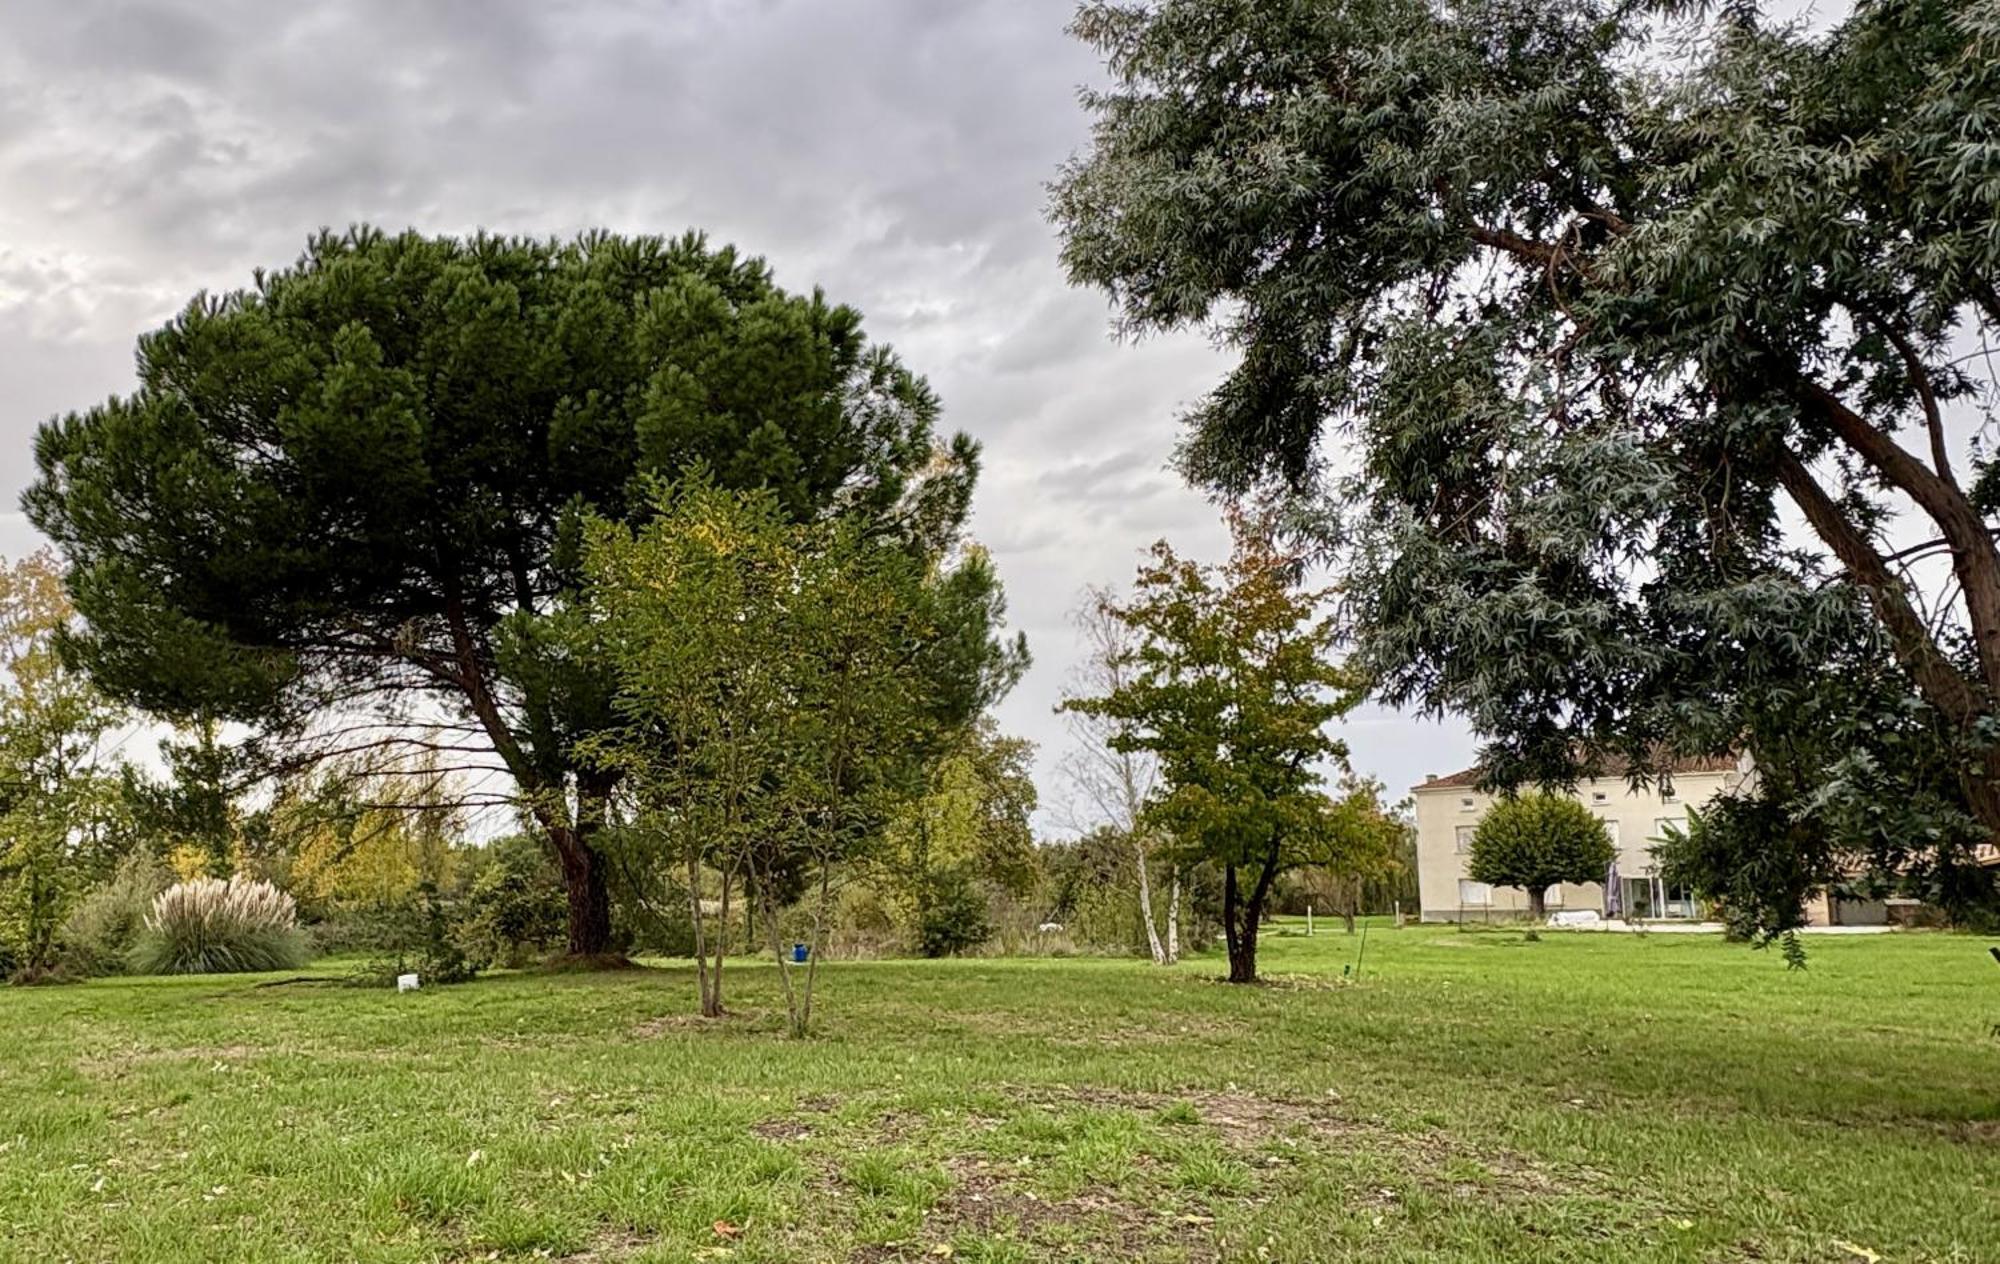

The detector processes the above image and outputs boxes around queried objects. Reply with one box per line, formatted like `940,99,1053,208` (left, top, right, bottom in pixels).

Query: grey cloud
0,0,1471,828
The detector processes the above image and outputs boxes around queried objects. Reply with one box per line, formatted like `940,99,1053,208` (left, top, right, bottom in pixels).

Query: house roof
1412,753,1740,794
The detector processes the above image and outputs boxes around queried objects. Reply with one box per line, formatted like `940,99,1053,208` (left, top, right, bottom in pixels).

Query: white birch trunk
1135,842,1167,964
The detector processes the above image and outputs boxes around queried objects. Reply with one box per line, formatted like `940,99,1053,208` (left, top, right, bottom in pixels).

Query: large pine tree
28,227,1006,956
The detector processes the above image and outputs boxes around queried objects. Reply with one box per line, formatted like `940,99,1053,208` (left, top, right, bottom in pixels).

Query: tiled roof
1412,753,1740,794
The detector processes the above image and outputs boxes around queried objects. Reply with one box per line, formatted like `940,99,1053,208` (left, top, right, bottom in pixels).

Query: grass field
2,922,1995,1263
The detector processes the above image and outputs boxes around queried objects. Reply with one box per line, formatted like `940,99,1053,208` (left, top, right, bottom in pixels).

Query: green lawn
2,923,1995,1263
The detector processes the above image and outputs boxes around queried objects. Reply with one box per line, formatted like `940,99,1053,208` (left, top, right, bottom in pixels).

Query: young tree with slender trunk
581,477,1022,1029
28,228,975,958
1299,775,1408,934
1062,513,1363,983
1058,587,1179,963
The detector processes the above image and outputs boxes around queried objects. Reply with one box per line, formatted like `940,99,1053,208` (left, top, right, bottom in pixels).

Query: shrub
912,870,992,958
131,876,309,975
60,851,172,977
458,836,567,968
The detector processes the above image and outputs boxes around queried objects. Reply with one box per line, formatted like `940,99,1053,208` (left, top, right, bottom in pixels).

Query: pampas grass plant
131,876,309,975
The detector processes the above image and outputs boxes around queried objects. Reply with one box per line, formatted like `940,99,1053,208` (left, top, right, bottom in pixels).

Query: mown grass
1,922,1995,1262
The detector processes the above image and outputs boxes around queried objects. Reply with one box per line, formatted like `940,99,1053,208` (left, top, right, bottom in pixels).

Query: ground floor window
1622,875,1699,920
1458,879,1492,906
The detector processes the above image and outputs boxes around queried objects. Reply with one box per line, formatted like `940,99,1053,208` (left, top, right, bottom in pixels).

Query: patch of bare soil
914,1154,1225,1262
628,1009,769,1039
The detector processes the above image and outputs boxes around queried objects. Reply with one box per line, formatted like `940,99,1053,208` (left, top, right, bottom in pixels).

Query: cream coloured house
1411,756,1746,923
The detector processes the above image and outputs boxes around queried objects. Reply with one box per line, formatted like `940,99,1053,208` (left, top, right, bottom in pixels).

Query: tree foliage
29,227,978,956
1297,776,1411,931
1052,0,2000,934
1468,793,1617,920
1063,513,1363,982
0,552,129,980
879,720,1040,957
581,477,1023,1028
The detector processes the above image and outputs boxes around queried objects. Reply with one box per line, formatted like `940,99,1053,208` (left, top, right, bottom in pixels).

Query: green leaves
1053,0,2000,925
1467,794,1617,904
1063,511,1365,978
27,227,990,953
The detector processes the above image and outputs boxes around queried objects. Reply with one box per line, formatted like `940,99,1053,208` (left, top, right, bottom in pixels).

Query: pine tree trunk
556,835,615,958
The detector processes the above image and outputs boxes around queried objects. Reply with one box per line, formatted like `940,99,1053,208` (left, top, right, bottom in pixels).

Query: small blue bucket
791,942,809,964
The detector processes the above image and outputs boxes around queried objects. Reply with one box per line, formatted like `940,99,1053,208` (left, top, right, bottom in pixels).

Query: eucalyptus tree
29,227,978,956
1052,0,2000,933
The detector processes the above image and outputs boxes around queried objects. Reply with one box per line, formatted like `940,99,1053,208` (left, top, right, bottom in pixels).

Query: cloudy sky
0,0,1478,827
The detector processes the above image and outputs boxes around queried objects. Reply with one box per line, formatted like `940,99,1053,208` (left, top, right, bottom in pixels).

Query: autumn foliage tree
0,552,128,980
1064,514,1363,983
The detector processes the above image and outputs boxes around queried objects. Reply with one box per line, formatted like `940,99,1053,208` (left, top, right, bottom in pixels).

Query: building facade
1411,758,1744,923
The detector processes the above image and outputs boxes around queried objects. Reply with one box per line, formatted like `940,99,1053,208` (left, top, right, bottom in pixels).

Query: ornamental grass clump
131,876,309,975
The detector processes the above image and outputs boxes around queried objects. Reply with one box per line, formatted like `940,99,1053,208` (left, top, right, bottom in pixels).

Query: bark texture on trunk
1136,842,1167,964
554,834,614,956
1222,845,1283,984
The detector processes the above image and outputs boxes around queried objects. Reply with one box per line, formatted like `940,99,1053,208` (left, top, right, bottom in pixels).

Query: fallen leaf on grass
1832,1241,1882,1264
712,1220,741,1240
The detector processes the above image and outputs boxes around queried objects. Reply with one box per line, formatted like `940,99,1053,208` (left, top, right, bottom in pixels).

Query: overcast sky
0,0,1479,828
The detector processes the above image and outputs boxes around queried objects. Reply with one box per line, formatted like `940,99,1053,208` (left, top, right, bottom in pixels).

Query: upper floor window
1455,825,1476,854
1590,790,1609,804
1459,797,1475,812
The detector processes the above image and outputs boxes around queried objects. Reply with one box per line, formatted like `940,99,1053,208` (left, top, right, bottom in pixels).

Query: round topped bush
131,876,309,975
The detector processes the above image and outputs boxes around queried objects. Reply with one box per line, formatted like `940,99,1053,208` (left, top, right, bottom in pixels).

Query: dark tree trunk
1223,844,1285,984
544,773,619,959
1527,886,1548,921
1221,864,1249,982
557,839,614,956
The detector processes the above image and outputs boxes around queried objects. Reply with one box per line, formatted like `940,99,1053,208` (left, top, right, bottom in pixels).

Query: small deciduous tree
1063,513,1363,983
879,721,1040,958
581,477,1022,1030
1299,776,1408,934
1468,793,1616,921
1059,587,1179,963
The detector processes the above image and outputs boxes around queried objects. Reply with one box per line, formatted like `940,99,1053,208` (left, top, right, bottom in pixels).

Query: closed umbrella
1604,859,1622,919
